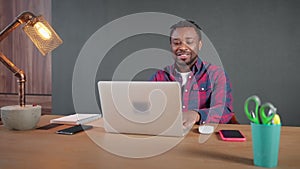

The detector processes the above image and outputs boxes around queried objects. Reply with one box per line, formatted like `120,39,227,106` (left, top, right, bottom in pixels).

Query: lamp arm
0,11,35,41
16,11,36,24
0,52,26,107
0,11,34,107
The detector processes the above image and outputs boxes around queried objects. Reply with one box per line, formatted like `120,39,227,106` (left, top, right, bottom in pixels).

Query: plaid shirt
150,57,234,124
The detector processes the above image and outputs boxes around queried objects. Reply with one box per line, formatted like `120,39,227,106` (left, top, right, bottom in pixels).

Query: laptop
97,81,192,137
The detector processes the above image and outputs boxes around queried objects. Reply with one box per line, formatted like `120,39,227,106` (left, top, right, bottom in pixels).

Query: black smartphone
56,125,93,135
219,130,246,142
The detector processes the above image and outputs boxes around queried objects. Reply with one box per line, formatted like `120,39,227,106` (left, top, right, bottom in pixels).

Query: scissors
244,95,277,124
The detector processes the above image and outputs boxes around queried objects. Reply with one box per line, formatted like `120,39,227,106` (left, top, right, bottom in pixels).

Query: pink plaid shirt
150,58,234,124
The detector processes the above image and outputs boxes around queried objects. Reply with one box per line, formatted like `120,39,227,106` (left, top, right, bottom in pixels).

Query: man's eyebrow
171,38,180,40
185,37,195,40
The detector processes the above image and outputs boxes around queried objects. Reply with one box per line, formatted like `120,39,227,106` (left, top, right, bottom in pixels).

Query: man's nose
178,43,189,50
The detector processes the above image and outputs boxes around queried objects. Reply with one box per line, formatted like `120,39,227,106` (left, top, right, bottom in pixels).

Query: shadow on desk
186,147,253,166
189,127,253,166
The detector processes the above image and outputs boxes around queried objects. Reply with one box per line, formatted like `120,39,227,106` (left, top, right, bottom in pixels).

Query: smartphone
56,125,93,135
219,130,246,142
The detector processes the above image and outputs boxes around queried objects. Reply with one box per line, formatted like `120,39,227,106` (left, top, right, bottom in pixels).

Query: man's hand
182,110,200,127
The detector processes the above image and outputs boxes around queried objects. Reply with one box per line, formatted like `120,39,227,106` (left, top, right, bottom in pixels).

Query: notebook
97,81,192,137
50,113,101,125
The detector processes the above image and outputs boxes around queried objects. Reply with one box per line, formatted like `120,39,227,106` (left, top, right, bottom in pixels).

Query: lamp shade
22,15,62,55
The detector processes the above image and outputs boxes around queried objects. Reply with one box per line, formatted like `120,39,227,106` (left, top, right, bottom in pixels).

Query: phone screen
219,130,246,141
56,125,93,135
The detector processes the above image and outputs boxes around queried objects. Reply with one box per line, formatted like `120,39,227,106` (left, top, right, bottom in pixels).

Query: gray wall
52,0,300,126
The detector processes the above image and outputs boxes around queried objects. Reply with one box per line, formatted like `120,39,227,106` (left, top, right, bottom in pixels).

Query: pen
272,114,281,125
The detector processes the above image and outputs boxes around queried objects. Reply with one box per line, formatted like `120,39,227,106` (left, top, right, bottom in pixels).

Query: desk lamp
0,11,62,130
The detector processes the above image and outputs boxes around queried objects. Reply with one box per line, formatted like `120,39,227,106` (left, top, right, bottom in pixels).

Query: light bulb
34,22,52,40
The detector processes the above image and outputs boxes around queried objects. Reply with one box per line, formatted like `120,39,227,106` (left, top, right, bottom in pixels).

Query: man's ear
198,40,203,50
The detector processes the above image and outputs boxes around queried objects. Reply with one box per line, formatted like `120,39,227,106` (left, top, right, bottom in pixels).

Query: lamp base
1,105,41,130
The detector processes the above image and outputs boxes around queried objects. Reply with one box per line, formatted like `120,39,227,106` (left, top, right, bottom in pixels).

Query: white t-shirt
180,72,191,86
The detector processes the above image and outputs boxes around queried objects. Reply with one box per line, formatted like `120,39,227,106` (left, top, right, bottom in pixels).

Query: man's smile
176,50,191,60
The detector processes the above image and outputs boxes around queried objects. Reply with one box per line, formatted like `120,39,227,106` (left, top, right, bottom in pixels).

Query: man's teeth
177,53,189,56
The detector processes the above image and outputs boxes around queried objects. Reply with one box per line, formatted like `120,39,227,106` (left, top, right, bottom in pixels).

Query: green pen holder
251,122,281,168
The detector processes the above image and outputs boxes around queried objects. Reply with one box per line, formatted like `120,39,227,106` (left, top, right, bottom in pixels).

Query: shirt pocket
192,83,212,93
191,83,212,107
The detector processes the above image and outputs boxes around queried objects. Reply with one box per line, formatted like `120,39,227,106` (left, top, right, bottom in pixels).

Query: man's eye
186,40,194,45
172,41,181,45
